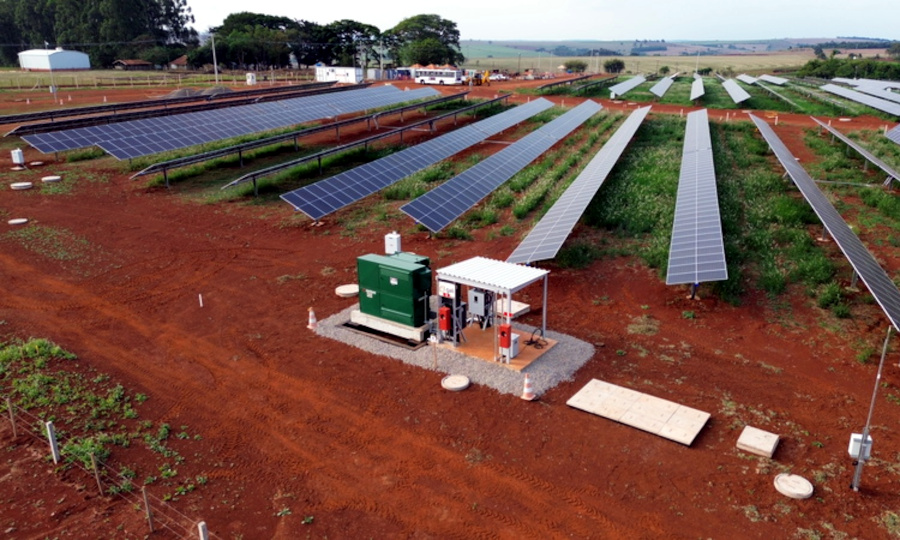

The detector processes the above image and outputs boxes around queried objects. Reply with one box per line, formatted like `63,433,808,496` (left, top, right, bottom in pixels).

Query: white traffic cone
307,307,317,330
521,373,536,401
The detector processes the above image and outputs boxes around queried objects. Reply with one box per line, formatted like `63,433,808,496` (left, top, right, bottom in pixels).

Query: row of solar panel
751,114,900,331
399,100,602,232
24,85,440,160
506,106,651,265
280,98,556,221
821,84,900,117
666,109,728,285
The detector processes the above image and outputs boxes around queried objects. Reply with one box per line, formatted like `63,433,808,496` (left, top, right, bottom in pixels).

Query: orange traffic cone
307,307,317,330
521,373,536,401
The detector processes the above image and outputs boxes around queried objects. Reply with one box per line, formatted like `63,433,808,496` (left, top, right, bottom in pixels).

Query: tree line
0,3,464,71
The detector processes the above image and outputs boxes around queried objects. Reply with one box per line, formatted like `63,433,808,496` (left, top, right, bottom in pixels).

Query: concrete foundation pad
567,379,710,446
349,310,427,342
736,425,780,458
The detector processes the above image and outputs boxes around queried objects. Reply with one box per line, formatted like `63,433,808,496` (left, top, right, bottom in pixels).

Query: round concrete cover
335,284,359,298
8,218,29,225
441,375,470,392
42,175,62,182
774,473,814,499
10,182,33,190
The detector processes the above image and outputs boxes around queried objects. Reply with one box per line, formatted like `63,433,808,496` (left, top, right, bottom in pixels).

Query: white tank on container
385,231,401,255
11,148,24,165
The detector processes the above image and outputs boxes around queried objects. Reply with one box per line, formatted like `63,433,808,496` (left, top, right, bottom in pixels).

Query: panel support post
851,326,892,492
198,520,209,540
5,397,15,437
46,421,60,464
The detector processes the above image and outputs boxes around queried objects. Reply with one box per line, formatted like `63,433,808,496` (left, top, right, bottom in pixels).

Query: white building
18,48,90,72
315,66,363,84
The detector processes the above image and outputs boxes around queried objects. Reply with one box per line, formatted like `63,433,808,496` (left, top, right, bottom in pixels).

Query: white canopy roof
436,256,548,295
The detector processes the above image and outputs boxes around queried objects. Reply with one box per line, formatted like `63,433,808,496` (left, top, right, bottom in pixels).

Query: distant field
460,51,818,75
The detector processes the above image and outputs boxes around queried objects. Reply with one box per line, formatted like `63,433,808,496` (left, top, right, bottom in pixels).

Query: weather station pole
211,34,219,85
851,326,893,491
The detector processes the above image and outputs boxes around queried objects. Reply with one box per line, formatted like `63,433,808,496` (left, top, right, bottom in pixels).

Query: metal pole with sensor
851,326,892,491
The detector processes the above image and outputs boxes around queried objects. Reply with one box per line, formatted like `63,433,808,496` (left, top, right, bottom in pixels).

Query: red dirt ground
2,78,900,539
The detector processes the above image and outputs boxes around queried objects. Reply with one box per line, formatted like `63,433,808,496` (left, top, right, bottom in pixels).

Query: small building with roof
18,48,90,71
113,59,153,71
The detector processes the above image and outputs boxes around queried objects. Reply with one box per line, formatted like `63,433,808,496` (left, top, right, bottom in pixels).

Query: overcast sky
186,0,898,41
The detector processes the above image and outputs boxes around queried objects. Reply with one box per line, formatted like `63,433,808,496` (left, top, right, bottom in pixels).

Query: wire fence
2,395,217,539
0,70,316,91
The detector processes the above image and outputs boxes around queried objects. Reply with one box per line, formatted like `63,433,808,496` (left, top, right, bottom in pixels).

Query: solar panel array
506,106,652,265
666,109,728,285
737,74,758,85
832,78,900,104
811,117,900,182
399,100,602,232
821,84,900,117
609,76,646,98
722,79,752,104
758,74,788,86
23,85,440,159
280,98,555,221
750,114,900,331
649,76,675,98
690,74,705,101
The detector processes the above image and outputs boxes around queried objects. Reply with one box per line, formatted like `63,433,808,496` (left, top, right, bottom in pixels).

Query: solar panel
666,109,727,285
722,79,752,104
821,84,900,117
23,86,440,159
399,100,602,232
853,85,900,104
737,74,758,85
758,74,787,86
506,106,651,265
609,76,646,99
889,125,900,146
280,98,555,221
810,117,900,183
690,74,705,101
750,114,900,331
649,77,674,98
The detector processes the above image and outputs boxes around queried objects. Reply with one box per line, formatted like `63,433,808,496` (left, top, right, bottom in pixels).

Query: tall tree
325,19,380,67
384,14,463,66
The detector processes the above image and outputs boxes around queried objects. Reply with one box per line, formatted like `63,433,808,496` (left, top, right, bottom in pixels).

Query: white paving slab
736,425,780,458
567,379,710,446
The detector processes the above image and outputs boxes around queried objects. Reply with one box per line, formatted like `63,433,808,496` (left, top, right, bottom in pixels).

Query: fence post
142,486,154,533
197,521,209,540
5,397,16,437
90,453,103,495
45,421,60,464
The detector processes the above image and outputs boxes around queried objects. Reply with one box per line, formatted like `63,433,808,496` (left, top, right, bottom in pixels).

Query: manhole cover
41,175,62,183
441,375,470,392
10,182,33,190
8,218,28,226
335,284,359,298
774,473,813,499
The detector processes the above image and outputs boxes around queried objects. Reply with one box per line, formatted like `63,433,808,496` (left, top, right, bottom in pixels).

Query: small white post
775,115,779,126
46,421,60,464
6,397,16,437
199,294,204,308
197,521,209,540
142,486,154,532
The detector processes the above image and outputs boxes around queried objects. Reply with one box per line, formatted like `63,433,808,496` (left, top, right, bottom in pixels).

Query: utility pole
851,326,893,491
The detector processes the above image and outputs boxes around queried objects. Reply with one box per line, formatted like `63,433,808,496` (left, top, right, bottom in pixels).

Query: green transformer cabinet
357,253,432,327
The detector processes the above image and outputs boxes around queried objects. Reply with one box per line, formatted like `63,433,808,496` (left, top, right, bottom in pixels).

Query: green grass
0,338,208,501
3,224,90,261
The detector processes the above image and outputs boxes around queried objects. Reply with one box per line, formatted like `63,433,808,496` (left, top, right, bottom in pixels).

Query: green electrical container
357,253,432,327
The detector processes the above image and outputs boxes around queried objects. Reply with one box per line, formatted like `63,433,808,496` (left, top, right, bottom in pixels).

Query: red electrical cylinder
499,323,512,348
439,306,451,331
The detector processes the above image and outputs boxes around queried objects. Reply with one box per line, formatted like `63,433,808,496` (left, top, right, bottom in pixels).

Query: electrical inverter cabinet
357,253,431,327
